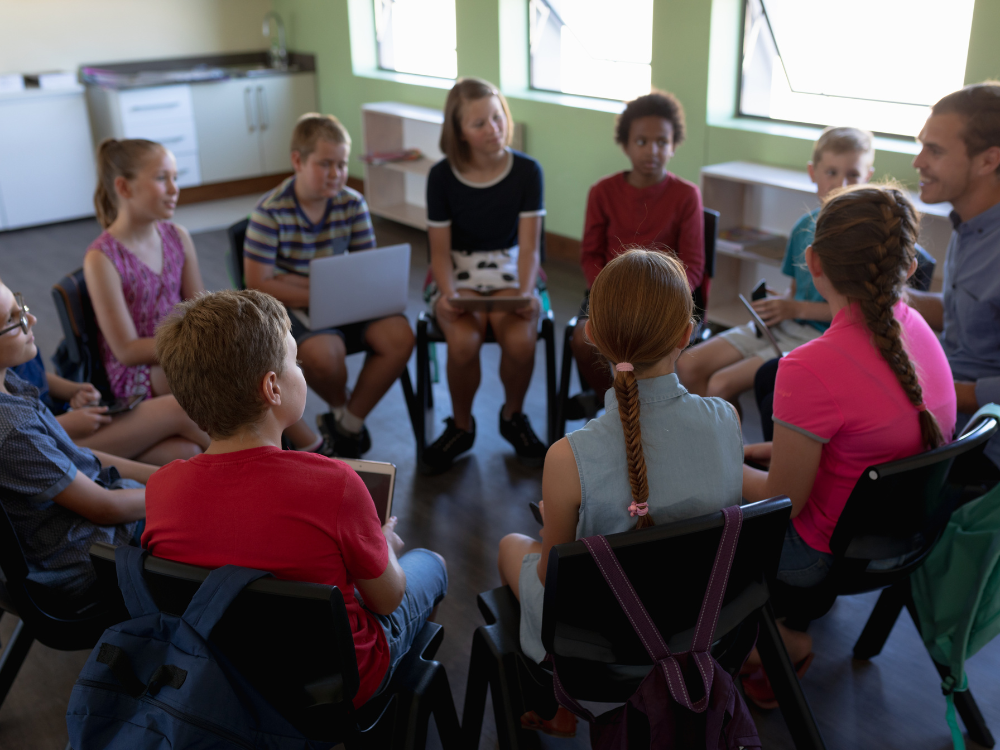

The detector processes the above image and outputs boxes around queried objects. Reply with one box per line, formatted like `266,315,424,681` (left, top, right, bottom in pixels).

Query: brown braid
812,185,945,449
588,248,693,529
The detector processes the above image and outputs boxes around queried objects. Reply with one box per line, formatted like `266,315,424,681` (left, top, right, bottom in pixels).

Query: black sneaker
317,412,372,459
563,391,600,422
500,407,547,467
420,417,476,475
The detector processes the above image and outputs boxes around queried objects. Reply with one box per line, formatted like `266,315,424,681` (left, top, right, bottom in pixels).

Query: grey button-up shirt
941,200,1000,468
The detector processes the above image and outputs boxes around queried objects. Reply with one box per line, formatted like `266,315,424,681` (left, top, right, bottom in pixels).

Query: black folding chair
227,218,421,445
462,497,827,750
0,505,121,715
51,268,114,402
89,542,460,749
553,208,719,440
770,409,1000,747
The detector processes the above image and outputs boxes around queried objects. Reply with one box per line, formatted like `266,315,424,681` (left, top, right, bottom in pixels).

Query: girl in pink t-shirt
740,185,956,703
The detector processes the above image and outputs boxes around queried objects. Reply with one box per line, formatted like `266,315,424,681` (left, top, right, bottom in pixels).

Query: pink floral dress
88,222,186,400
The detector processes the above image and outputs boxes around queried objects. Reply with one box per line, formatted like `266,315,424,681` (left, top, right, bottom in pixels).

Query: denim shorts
370,549,448,693
776,521,834,588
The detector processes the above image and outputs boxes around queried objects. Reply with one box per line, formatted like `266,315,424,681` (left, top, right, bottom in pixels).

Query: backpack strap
690,505,743,654
115,545,161,619
181,565,270,641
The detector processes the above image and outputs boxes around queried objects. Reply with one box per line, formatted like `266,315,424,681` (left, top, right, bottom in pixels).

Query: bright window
374,0,457,80
739,0,977,137
529,0,653,102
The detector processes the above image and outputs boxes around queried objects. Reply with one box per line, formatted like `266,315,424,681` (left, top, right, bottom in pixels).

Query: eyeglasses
0,294,29,337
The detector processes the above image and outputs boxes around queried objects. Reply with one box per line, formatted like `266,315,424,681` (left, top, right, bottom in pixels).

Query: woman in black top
423,78,546,474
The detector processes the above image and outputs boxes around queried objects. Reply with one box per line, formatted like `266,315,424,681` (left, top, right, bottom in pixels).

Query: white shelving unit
701,161,953,328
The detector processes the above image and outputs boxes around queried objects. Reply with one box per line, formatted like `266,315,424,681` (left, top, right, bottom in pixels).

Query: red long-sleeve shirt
580,171,704,291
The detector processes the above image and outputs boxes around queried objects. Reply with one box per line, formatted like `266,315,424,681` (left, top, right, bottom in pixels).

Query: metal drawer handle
256,86,269,131
244,86,256,133
129,102,180,113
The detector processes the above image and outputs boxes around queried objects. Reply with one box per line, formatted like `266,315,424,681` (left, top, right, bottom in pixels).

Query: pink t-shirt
772,301,956,553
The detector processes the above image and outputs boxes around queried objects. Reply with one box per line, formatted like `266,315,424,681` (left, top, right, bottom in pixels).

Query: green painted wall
272,0,1000,240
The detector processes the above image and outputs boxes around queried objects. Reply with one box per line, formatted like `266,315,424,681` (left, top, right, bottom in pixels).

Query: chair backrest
703,207,719,280
910,243,936,293
89,542,360,739
226,218,250,290
51,269,113,401
829,410,1000,567
541,497,790,671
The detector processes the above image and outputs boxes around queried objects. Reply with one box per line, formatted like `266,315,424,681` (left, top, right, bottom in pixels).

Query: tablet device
103,393,144,415
340,459,396,526
449,296,534,313
739,294,784,360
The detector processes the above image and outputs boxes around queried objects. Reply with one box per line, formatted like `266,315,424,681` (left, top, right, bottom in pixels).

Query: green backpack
911,404,1000,750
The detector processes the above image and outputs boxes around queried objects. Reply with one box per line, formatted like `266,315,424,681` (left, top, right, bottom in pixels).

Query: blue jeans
370,549,448,694
776,522,834,588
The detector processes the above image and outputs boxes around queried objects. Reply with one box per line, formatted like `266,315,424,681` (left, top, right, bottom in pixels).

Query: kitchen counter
80,51,315,89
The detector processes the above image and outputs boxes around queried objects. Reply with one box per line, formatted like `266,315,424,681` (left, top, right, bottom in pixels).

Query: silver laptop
739,294,785,360
303,244,411,330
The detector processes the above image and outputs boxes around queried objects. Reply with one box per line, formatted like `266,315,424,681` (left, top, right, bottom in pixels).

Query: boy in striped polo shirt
244,114,415,458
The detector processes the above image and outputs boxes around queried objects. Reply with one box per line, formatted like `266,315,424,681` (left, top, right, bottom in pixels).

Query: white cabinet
191,73,316,182
0,88,96,230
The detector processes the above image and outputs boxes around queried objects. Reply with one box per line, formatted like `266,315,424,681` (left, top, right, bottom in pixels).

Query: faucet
263,11,287,70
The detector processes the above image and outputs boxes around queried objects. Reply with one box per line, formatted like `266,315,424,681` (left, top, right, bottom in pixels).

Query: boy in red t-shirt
567,90,704,416
143,289,447,708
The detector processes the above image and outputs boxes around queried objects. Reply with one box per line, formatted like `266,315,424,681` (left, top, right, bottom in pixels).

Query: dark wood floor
0,216,997,749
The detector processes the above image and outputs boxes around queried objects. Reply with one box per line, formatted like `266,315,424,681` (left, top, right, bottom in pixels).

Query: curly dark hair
615,90,686,147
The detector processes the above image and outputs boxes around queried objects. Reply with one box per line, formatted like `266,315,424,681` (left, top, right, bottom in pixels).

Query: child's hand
69,383,102,409
435,295,464,324
382,516,405,555
744,442,773,469
751,297,799,327
514,294,541,320
58,406,112,438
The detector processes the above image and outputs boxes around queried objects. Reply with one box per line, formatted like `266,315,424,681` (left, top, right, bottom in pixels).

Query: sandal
741,652,815,710
520,706,578,738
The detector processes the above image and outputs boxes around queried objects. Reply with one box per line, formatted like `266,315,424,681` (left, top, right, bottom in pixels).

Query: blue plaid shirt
0,370,136,597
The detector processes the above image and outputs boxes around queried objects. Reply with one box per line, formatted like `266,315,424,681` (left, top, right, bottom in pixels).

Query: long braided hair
811,184,945,449
587,249,694,529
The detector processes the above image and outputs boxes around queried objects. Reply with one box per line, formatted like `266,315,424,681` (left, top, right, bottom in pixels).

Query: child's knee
298,337,346,377
446,333,482,365
371,317,415,356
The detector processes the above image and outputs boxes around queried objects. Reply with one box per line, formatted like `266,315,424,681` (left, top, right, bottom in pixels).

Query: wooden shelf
716,240,784,267
705,301,753,329
369,201,427,229
375,158,435,177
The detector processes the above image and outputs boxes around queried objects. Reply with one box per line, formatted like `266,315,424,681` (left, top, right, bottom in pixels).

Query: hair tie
628,501,648,517
616,362,634,372
916,403,927,413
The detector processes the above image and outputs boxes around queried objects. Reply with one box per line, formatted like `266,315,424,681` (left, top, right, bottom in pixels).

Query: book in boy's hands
717,226,787,261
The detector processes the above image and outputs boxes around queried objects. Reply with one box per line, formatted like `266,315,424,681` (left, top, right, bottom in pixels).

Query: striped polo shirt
244,176,376,276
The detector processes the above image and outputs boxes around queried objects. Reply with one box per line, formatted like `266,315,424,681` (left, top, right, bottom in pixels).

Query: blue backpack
66,546,327,749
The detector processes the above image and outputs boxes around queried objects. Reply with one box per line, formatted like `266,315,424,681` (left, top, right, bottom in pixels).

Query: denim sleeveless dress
518,373,744,662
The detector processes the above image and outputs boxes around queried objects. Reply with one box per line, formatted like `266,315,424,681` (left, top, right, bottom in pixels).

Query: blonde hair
812,184,944,450
291,113,351,160
586,249,694,530
811,126,875,167
155,289,291,439
93,138,164,229
439,77,513,171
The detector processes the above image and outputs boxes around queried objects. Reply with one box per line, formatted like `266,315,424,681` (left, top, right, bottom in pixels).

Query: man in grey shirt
910,82,1000,482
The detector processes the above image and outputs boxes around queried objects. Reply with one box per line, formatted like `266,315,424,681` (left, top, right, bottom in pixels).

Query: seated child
243,114,415,459
677,126,876,404
145,289,447,708
0,280,152,601
740,186,956,700
423,78,547,472
497,249,744,667
568,90,705,412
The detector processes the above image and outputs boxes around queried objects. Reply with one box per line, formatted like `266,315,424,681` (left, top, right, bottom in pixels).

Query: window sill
504,87,626,115
353,67,456,91
708,115,920,156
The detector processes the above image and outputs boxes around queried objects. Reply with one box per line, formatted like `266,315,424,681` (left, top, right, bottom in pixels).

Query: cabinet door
0,92,96,229
256,73,317,175
190,78,263,183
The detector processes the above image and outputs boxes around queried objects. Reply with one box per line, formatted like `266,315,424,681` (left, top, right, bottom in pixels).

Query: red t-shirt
580,171,705,290
142,447,390,708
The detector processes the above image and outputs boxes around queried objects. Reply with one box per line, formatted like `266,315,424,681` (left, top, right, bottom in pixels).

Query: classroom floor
0,212,997,749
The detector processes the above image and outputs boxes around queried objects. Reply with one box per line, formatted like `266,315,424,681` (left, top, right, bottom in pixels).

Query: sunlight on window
530,0,653,102
741,0,976,136
374,0,457,80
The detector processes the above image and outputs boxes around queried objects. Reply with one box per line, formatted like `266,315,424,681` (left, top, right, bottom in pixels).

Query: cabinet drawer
122,116,198,155
174,151,201,189
118,85,194,129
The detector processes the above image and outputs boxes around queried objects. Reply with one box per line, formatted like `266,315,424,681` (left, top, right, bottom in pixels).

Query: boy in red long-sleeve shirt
568,91,704,417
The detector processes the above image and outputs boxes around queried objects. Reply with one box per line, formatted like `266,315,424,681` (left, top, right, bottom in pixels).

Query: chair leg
462,629,492,750
399,366,420,444
543,316,557,446
415,319,433,464
852,581,907,660
0,618,34,711
756,604,827,750
554,319,576,442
